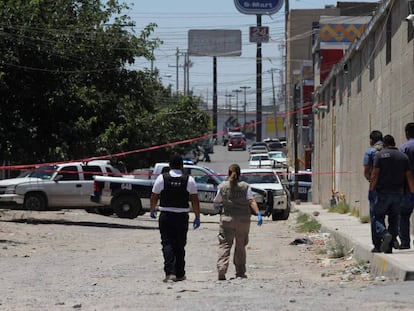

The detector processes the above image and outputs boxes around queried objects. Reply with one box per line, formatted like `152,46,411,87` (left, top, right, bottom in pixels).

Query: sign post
234,0,284,141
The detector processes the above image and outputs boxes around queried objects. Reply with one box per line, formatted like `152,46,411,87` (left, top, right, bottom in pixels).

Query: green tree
0,0,210,171
0,0,159,164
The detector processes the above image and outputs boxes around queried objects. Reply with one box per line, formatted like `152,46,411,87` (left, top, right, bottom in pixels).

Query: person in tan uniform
213,163,262,281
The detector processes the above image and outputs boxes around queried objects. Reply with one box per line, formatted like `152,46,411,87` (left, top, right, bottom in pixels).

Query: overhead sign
188,29,242,57
249,26,269,43
234,0,284,15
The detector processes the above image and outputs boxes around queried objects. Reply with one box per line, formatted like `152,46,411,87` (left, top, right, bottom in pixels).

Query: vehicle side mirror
55,174,63,182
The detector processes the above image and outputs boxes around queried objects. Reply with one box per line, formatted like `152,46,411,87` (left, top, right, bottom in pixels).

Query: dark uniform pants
373,192,402,249
399,195,413,246
159,211,189,278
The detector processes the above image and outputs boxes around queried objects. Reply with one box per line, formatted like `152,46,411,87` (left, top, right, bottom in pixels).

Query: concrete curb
294,203,414,281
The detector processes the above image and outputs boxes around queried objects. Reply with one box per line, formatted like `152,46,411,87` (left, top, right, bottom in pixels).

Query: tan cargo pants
217,215,251,278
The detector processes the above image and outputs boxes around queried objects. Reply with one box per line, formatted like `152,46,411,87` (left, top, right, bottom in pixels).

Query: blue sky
126,0,380,111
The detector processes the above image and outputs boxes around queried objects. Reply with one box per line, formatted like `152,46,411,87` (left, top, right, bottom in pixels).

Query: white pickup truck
0,160,119,213
90,162,275,219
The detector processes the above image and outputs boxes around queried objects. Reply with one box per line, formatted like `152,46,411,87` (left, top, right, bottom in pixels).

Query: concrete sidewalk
294,202,414,281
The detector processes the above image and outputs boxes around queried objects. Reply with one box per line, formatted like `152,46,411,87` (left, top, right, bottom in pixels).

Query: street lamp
240,86,251,127
232,89,242,125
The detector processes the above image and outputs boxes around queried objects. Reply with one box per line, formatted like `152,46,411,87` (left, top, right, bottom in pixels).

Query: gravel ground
1,208,414,311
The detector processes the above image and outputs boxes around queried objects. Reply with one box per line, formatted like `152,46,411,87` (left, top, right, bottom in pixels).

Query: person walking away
369,135,414,253
363,130,384,252
399,122,414,249
202,148,211,162
150,154,201,282
213,164,263,280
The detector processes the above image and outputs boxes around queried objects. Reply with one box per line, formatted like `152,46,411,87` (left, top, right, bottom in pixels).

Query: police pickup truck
90,163,274,219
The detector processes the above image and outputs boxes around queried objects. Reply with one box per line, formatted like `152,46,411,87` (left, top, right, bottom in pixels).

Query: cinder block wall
313,4,414,231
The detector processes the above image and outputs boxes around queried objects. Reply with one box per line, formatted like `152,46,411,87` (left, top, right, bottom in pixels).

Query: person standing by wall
369,135,414,253
399,123,414,249
213,164,262,281
150,154,201,282
363,130,384,252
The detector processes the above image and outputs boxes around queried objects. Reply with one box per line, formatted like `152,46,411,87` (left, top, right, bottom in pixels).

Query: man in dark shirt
369,135,414,253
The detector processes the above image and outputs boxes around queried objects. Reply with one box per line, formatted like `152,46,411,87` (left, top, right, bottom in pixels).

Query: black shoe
380,233,392,253
218,273,226,281
399,244,411,250
393,240,400,249
371,247,381,253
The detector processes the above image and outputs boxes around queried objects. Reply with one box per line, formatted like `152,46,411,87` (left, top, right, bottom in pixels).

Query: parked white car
248,153,274,168
240,168,290,220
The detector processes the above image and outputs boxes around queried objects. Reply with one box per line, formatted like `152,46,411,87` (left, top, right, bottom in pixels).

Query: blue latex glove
368,190,376,202
193,217,201,229
150,210,157,219
257,212,263,226
214,204,222,211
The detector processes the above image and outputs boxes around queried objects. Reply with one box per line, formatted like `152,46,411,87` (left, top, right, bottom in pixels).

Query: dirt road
1,208,413,311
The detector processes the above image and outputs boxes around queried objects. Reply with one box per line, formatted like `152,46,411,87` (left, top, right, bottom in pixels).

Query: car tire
23,193,47,211
272,204,290,221
113,195,141,219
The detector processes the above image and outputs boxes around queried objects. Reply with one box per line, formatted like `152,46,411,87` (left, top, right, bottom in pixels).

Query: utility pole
175,47,179,93
256,14,263,142
225,94,235,119
168,47,190,95
232,89,242,125
240,86,251,127
269,68,278,138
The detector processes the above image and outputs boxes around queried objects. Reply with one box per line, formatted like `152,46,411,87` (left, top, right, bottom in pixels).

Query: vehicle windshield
269,152,285,159
28,165,58,180
241,172,278,184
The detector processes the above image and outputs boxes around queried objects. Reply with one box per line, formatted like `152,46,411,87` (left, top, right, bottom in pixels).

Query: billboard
188,29,242,57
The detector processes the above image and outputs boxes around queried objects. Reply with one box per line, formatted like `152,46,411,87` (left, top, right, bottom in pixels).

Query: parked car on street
263,138,284,151
0,160,119,212
91,162,275,218
249,145,269,155
248,142,269,152
240,168,290,220
248,153,274,168
288,170,312,201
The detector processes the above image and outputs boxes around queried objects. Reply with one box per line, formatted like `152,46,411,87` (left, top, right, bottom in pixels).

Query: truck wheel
113,195,141,219
24,193,46,211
